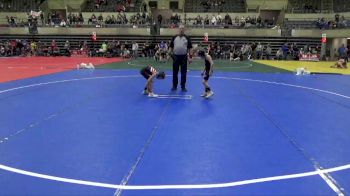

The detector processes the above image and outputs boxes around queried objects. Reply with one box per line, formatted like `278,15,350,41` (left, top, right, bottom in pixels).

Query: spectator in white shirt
211,15,217,25
132,41,139,59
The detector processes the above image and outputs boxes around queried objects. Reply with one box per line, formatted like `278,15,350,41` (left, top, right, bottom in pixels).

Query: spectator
265,44,272,60
30,41,37,56
195,14,202,25
63,40,70,56
256,42,263,59
216,13,222,24
0,44,5,57
211,15,217,25
99,41,107,56
98,13,103,23
224,13,232,25
276,48,283,60
60,19,66,27
157,14,162,25
338,44,348,61
50,40,57,55
132,41,139,58
282,43,289,60
122,45,131,58
204,15,210,25
240,16,246,28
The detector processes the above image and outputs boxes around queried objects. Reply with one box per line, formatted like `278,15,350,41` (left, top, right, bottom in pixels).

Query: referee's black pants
172,54,187,89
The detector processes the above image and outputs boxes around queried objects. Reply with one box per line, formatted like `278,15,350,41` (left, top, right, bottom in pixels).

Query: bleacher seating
287,0,321,13
284,15,350,29
84,0,142,12
184,0,246,13
0,34,321,57
0,0,44,12
334,0,350,12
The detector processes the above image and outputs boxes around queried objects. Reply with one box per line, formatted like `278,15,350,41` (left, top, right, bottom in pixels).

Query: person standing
198,50,214,98
132,41,139,59
169,25,193,92
265,44,272,60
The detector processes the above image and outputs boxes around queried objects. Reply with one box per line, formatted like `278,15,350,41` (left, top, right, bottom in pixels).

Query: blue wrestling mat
0,69,349,195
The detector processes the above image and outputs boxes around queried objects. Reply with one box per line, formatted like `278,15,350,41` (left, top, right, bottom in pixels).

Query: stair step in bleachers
0,0,43,12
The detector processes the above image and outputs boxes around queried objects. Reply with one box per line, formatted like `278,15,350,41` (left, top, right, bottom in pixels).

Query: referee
169,25,193,92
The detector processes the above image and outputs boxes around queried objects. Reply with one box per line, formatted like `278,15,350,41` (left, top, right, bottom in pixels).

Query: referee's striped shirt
170,34,193,55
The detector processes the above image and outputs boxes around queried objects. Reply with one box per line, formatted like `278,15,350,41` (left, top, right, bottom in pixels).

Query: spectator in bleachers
245,16,251,24
256,42,263,59
105,15,112,24
50,40,58,56
335,14,340,23
282,43,289,60
256,16,262,28
105,40,114,57
291,43,300,60
40,11,44,26
132,41,138,59
78,12,84,24
88,14,97,25
111,15,117,24
211,14,217,25
157,14,162,25
142,1,147,12
251,16,257,25
0,44,5,57
42,41,50,56
242,43,252,60
264,44,272,60
170,13,180,26
216,13,222,24
338,44,348,61
30,40,37,56
78,41,89,54
204,15,210,25
240,16,246,28
98,13,103,23
7,15,17,27
121,44,131,58
98,41,107,56
276,48,283,60
47,12,51,24
60,19,67,27
63,40,70,56
195,15,202,25
116,4,125,12
224,13,232,25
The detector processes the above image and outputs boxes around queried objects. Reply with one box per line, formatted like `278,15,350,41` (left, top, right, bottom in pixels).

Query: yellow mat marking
255,60,350,75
